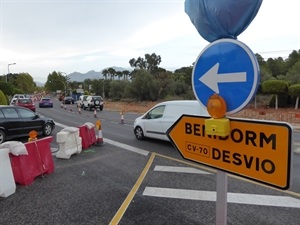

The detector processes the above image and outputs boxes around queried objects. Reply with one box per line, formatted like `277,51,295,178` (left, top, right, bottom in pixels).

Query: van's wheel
0,130,6,144
43,123,53,136
134,126,144,140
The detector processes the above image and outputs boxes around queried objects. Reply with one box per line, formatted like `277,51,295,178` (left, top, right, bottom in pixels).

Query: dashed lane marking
143,187,300,208
154,165,210,174
104,139,149,156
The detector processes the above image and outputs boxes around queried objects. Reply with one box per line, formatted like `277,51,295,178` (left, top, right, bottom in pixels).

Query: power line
257,49,295,54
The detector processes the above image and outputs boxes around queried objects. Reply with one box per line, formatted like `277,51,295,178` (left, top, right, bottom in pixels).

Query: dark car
0,105,55,144
39,98,53,108
63,96,75,104
16,98,36,112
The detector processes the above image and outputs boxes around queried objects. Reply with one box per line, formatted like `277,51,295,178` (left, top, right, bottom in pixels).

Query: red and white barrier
78,123,96,149
10,136,54,186
56,127,82,159
0,147,16,197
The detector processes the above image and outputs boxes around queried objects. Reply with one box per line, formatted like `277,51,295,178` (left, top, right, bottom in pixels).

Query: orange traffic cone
94,109,97,118
96,120,103,144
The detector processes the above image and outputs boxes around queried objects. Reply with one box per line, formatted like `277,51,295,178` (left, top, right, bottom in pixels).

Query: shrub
0,90,8,105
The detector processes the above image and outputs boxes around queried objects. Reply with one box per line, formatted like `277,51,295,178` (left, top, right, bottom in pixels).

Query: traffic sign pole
216,171,227,225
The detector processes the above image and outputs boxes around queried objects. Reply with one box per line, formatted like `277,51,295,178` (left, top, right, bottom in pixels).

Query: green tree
286,50,300,69
116,71,123,80
44,71,68,95
288,84,300,109
124,70,159,101
107,67,116,80
0,90,8,105
266,57,287,77
174,66,193,86
129,53,161,76
262,80,288,109
286,60,300,85
15,73,36,93
0,81,15,96
122,70,130,80
102,69,108,80
109,80,128,101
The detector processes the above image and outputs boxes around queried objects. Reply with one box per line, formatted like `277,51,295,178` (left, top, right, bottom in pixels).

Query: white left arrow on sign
199,63,247,93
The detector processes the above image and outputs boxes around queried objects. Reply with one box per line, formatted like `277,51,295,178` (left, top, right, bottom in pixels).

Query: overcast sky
1,0,299,83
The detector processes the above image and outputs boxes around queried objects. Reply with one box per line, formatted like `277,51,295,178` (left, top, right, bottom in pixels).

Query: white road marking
55,122,149,156
143,187,300,208
104,138,149,156
154,166,210,174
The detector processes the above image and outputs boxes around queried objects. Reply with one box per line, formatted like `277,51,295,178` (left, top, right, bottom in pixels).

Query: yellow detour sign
167,115,293,190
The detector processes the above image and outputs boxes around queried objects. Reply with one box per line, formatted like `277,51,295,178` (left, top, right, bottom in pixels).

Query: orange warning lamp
207,93,227,118
95,120,101,130
205,93,230,137
28,130,38,142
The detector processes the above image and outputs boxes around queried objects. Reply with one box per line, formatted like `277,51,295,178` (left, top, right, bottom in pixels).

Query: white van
133,100,209,141
77,95,88,108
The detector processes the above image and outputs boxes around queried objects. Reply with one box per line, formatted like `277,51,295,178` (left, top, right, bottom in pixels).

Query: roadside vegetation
1,50,300,109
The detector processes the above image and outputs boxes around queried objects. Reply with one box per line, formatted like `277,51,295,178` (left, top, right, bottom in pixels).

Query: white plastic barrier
0,148,16,197
56,127,82,159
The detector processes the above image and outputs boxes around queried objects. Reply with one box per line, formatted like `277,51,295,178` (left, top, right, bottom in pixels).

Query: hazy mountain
32,66,132,85
35,81,45,87
68,67,131,82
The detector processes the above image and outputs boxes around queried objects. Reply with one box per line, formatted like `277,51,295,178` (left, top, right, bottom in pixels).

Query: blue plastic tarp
185,0,263,43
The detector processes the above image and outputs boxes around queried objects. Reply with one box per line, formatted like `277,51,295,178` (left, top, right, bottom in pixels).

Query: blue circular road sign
192,38,260,114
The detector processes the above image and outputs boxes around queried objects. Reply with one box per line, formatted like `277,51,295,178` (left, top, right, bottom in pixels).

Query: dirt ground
104,100,300,126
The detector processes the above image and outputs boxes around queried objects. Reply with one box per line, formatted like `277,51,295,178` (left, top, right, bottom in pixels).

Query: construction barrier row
0,121,104,198
55,121,103,159
0,136,54,197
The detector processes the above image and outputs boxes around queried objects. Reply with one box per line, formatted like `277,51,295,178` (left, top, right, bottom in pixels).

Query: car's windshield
19,99,32,104
92,96,102,101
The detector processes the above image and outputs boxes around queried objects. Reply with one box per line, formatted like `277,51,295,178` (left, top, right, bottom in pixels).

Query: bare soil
104,100,300,126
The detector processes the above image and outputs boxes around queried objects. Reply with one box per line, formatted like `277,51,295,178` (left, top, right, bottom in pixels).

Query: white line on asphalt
55,122,149,156
154,166,210,174
104,139,149,156
143,187,300,208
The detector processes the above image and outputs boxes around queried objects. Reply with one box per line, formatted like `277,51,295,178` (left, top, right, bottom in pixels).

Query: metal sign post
216,170,227,225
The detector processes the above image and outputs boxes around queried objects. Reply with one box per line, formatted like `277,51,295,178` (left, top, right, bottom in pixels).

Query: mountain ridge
68,66,131,82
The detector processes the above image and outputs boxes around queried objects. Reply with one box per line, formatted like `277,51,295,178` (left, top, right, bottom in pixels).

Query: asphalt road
1,98,300,225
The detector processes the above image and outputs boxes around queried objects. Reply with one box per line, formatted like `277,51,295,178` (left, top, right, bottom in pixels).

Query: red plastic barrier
78,125,96,149
88,127,96,146
9,136,54,186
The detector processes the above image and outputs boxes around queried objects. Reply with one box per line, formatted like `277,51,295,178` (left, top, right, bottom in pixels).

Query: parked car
77,95,88,108
0,105,55,144
12,94,25,99
83,95,104,111
133,100,209,141
10,99,17,105
15,98,36,112
39,98,53,108
10,94,26,105
63,96,75,104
